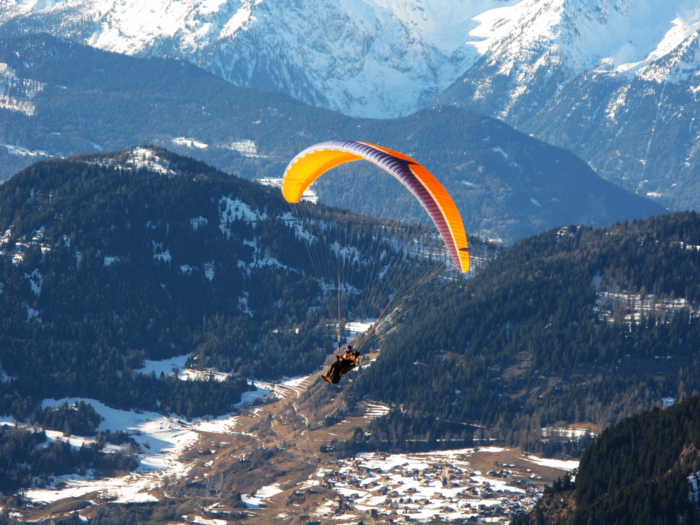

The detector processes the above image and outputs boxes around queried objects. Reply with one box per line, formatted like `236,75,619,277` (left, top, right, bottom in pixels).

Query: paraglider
281,140,470,273
323,345,361,384
281,140,470,384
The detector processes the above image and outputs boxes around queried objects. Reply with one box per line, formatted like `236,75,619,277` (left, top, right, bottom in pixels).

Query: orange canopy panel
281,140,470,273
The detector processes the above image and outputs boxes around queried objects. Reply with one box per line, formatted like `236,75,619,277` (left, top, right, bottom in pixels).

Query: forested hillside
0,33,664,243
345,212,700,453
515,395,700,525
0,147,454,423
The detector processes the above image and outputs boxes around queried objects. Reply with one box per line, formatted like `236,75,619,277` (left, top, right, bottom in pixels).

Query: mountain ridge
340,210,700,455
435,0,700,210
0,33,665,244
3,0,697,210
2,0,697,120
515,395,700,524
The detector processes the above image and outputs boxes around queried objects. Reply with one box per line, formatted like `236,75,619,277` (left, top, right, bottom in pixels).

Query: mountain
0,146,442,420
514,395,700,525
0,146,482,504
0,0,497,119
3,0,693,210
0,148,694,519
0,33,664,244
435,0,700,211
339,211,700,455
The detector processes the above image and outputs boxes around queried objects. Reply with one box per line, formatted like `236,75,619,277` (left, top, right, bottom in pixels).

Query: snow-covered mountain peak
1,0,700,117
468,0,700,78
617,14,700,83
83,0,257,56
0,0,511,117
453,0,700,121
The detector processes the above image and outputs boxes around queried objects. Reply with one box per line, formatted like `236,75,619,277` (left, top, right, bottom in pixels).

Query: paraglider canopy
281,140,470,273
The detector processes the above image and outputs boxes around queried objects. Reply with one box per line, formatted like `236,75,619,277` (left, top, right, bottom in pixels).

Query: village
312,447,571,523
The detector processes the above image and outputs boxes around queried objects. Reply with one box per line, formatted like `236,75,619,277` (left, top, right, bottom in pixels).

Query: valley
2,354,578,524
0,148,698,522
1,0,700,510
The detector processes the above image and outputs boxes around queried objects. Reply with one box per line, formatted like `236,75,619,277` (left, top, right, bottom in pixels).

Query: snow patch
363,401,390,420
103,256,119,267
605,84,631,121
344,319,376,338
0,227,12,246
25,268,42,296
2,143,49,156
185,516,227,525
238,292,253,317
241,483,283,508
21,381,275,505
0,365,16,384
491,147,510,161
218,196,266,239
135,354,189,379
203,261,214,281
251,374,315,401
522,454,579,471
331,241,363,266
24,303,41,323
259,178,317,203
690,471,700,512
171,137,208,149
224,139,257,156
23,398,218,504
134,354,243,384
152,242,171,263
279,211,317,242
126,147,176,175
190,216,208,231
0,63,44,116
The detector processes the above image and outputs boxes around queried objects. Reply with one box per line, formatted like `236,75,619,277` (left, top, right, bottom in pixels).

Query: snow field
362,401,390,420
171,137,208,149
344,319,376,337
240,483,284,508
21,398,200,504
521,454,579,471
6,0,699,118
15,370,321,504
1,143,49,156
134,353,251,383
253,374,315,400
185,516,227,525
127,147,176,175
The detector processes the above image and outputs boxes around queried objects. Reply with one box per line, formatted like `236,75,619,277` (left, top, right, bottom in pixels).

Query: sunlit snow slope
1,0,699,120
0,0,514,118
3,1,700,207
436,0,700,210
